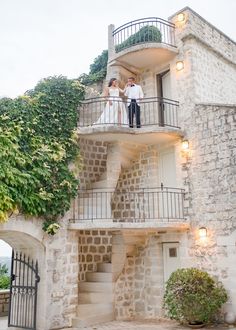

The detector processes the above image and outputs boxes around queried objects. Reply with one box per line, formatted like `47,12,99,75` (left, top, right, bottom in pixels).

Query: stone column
108,24,115,61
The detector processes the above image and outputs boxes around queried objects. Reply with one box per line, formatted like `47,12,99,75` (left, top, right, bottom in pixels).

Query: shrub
164,268,228,324
115,25,162,52
0,275,10,289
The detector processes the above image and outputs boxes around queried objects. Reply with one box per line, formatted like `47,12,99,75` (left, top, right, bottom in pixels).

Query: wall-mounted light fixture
199,227,207,239
182,140,189,151
177,13,185,22
176,61,184,71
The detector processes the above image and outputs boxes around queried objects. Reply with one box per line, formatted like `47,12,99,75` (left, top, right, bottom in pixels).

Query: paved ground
1,317,236,330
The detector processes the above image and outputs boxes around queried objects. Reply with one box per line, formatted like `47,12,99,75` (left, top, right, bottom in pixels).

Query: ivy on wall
0,76,84,225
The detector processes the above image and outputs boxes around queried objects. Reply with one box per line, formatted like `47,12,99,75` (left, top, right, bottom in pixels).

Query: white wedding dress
94,88,128,126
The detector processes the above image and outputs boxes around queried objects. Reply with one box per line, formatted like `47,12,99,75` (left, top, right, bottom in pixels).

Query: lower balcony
69,187,188,230
78,97,182,143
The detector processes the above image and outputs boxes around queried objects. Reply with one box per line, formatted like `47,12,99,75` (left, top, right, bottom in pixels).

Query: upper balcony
77,96,182,143
109,18,178,70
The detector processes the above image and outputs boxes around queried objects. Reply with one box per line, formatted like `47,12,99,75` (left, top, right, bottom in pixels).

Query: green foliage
164,268,228,324
116,25,162,52
42,219,60,235
0,76,85,225
79,50,108,85
0,264,8,276
0,264,10,289
0,275,10,289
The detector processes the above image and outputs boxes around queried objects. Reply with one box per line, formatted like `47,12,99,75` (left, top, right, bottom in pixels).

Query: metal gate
8,250,40,330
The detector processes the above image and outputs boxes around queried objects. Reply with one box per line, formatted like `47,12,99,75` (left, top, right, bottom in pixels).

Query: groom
125,77,144,128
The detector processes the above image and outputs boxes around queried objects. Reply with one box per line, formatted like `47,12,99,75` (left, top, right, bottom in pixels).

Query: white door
162,71,171,99
162,71,172,125
163,242,180,282
158,149,177,219
158,149,176,187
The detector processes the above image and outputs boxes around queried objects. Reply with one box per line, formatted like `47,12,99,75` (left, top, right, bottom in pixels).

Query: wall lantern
177,13,185,22
176,61,184,71
199,227,207,238
182,140,189,150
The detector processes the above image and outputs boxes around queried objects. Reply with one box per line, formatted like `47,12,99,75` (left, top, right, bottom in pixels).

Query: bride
94,78,128,126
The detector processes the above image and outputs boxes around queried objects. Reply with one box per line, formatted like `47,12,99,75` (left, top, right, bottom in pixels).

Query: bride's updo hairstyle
108,78,117,87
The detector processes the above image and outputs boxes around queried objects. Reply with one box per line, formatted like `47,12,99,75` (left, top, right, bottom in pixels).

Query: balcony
78,96,182,143
70,187,187,230
109,18,178,70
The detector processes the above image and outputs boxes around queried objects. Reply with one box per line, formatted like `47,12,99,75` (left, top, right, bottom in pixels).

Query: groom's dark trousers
128,99,141,128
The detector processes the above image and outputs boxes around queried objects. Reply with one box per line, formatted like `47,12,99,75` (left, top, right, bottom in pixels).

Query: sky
0,240,12,257
1,0,236,98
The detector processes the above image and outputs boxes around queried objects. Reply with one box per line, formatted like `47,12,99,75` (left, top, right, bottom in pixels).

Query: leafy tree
0,76,85,226
79,50,108,85
0,275,10,289
0,264,8,276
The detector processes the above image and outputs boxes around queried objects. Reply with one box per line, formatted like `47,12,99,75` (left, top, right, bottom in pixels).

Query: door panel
162,71,171,99
163,242,180,282
158,149,176,187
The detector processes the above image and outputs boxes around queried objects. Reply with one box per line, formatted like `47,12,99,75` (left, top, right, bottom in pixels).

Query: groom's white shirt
125,84,144,105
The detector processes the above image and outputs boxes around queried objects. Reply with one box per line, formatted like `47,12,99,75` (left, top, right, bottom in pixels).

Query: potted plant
164,268,228,328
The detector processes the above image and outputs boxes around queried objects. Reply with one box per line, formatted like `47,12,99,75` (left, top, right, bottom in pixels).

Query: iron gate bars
8,250,40,330
78,96,179,129
112,17,176,52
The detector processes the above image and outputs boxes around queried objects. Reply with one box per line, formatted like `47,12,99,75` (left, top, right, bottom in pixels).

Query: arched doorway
0,219,46,330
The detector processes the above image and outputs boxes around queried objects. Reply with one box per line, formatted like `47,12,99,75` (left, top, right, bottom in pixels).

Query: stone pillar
108,24,115,61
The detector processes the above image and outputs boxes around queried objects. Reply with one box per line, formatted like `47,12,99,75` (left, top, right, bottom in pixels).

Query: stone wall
114,237,163,320
0,290,9,316
78,230,112,281
115,232,191,320
79,138,107,189
184,104,236,311
170,7,236,65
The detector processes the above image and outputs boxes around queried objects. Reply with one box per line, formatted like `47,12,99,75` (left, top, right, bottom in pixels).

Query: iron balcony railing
71,186,185,223
113,17,176,52
78,96,180,129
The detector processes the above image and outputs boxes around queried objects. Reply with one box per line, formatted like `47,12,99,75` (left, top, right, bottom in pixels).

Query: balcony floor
68,220,189,231
110,43,178,70
77,125,183,144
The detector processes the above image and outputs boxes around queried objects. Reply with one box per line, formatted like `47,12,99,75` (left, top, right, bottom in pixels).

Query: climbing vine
0,76,84,226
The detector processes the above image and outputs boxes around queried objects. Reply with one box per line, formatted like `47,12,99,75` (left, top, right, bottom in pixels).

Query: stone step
77,303,113,315
78,292,113,304
72,312,114,328
86,272,113,282
97,262,112,273
78,281,113,293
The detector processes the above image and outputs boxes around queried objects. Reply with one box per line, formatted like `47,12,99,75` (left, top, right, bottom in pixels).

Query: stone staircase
72,262,114,328
77,142,145,221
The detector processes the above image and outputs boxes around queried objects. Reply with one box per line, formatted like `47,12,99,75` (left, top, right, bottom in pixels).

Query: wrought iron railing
113,17,176,52
78,96,179,129
71,187,185,223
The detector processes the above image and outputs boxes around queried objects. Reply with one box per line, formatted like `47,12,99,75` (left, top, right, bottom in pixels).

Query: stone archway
0,216,46,330
0,215,80,330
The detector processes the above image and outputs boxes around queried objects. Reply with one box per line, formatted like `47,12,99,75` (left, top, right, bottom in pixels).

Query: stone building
0,6,236,330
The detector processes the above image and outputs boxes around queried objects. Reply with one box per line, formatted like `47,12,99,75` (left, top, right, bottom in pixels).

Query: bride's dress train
94,88,128,126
